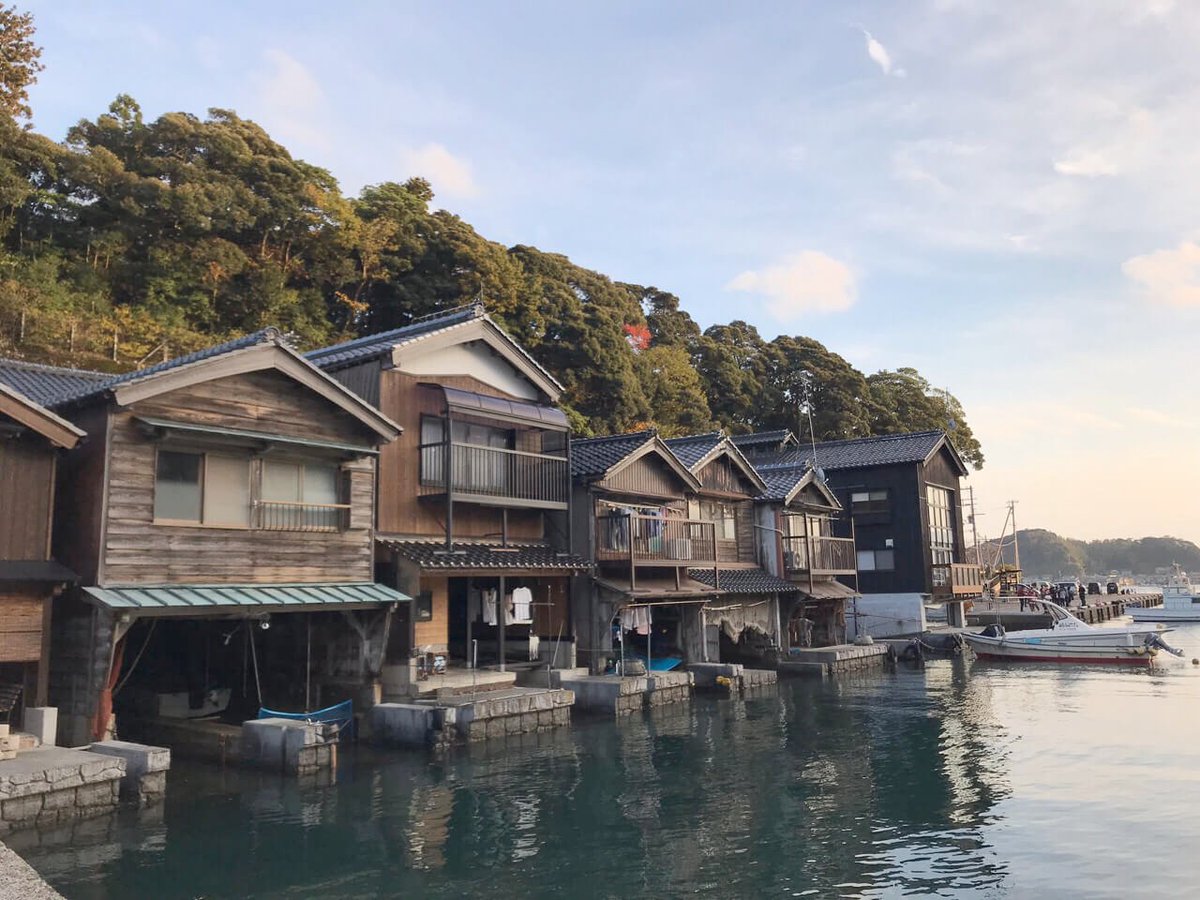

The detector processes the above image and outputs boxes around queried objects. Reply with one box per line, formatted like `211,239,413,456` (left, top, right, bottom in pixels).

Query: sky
19,0,1200,545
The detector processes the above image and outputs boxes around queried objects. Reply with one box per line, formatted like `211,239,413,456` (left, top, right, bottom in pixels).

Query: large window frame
152,448,348,532
850,489,890,516
927,484,957,586
857,548,896,572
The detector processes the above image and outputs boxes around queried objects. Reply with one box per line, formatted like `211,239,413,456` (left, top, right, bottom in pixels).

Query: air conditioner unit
664,537,693,560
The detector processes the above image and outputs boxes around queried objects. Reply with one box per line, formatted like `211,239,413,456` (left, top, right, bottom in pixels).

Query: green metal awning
83,582,410,617
134,416,379,456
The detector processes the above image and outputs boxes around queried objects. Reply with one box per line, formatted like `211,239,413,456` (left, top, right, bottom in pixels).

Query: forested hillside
987,529,1200,578
0,6,983,464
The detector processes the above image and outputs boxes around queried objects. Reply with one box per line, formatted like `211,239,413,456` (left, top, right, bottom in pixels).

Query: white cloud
399,143,479,199
1053,149,1120,177
254,49,331,151
863,30,905,77
1123,239,1200,307
725,251,857,320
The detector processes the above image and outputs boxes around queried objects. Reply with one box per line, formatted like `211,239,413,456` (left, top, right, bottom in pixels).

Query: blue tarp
258,700,354,740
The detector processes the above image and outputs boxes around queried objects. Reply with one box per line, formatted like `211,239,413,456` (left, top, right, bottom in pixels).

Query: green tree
867,367,984,469
634,345,714,437
0,4,42,121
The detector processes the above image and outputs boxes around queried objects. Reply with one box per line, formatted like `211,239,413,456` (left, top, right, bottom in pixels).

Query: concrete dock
778,642,891,676
967,593,1162,630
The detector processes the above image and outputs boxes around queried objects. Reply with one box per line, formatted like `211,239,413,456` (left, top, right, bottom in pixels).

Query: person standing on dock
1079,584,1087,607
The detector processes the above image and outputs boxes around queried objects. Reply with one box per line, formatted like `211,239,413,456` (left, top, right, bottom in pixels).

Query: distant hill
981,529,1200,579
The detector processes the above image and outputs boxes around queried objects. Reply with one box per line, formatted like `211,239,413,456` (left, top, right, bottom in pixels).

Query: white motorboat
963,600,1181,666
1128,566,1200,623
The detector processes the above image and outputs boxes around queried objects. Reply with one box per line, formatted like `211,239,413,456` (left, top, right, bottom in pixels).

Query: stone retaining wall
0,749,124,835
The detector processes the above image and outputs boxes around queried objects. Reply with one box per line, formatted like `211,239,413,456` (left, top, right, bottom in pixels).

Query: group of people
1015,582,1088,611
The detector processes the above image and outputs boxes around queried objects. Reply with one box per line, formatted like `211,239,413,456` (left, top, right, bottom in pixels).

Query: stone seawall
0,748,124,835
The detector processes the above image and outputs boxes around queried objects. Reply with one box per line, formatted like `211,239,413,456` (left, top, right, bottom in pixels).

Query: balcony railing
782,535,857,576
254,500,350,533
419,442,569,508
932,562,985,597
595,512,718,566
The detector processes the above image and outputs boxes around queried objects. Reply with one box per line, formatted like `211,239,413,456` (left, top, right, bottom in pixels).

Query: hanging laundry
482,589,498,626
511,586,534,624
625,605,651,636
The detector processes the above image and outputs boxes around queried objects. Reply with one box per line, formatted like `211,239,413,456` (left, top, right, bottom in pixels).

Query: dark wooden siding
374,369,543,540
695,455,756,496
0,429,56,560
599,453,686,499
52,404,109,584
825,463,928,594
0,587,45,663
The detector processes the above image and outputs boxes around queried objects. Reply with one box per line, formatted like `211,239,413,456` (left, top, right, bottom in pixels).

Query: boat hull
1129,607,1200,623
962,635,1158,665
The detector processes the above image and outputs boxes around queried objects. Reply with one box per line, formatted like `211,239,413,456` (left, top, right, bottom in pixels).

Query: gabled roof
665,431,767,493
2,330,402,443
730,430,797,451
758,430,968,477
687,567,802,595
0,381,85,449
571,430,701,491
756,464,841,510
0,358,108,408
306,302,564,401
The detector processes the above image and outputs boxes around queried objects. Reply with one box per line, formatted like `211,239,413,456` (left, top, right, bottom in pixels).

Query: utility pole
1009,500,1020,575
964,486,980,566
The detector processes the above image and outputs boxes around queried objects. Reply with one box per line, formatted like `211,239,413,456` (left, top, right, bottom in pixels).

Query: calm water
17,623,1200,899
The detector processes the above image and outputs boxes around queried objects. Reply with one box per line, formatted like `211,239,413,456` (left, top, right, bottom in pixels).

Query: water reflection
38,652,1199,898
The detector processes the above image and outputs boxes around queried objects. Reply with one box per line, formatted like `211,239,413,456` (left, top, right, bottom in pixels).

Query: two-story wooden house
308,304,590,684
0,380,84,725
752,430,983,635
0,332,406,748
567,431,720,674
662,432,805,665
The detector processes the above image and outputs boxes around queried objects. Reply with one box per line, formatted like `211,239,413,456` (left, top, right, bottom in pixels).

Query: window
153,450,343,531
419,415,514,493
261,461,344,530
717,503,737,540
857,549,895,571
850,489,889,515
927,485,956,586
154,451,250,525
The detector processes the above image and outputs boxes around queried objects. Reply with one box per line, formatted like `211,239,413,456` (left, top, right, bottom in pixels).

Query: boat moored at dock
962,600,1181,665
1128,566,1200,623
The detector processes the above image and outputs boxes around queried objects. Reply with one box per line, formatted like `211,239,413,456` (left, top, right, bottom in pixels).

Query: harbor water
17,623,1200,899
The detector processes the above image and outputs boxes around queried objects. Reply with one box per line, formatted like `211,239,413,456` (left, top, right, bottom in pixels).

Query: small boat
1128,566,1200,623
963,600,1181,665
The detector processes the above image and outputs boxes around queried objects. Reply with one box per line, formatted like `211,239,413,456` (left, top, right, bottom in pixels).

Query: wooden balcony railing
255,500,350,533
932,562,985,597
595,512,718,567
782,535,857,576
419,442,569,508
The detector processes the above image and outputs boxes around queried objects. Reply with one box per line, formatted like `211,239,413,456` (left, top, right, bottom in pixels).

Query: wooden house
752,430,983,632
0,332,405,748
663,433,806,665
0,379,84,723
308,303,590,681
567,431,719,673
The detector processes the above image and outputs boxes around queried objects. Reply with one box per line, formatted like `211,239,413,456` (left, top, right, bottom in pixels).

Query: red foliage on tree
622,322,651,352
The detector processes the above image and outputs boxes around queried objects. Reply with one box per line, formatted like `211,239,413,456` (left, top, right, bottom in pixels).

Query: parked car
1106,581,1119,594
1087,582,1102,595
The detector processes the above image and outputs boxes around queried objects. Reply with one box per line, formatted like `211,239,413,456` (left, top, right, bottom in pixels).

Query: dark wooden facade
822,442,980,597
0,386,82,711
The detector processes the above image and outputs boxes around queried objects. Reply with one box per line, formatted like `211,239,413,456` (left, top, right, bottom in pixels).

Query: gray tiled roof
757,466,814,502
664,432,723,469
688,567,801,594
0,330,280,409
758,430,949,472
570,431,655,478
730,430,795,449
307,303,564,393
378,539,591,572
306,304,482,371
0,358,109,407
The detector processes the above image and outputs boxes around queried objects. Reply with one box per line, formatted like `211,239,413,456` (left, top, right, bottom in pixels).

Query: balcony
932,562,985,598
419,442,569,510
782,535,857,576
254,500,350,533
595,512,718,567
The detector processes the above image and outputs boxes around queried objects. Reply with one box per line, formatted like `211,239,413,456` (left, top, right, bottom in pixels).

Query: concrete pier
372,687,575,747
88,741,169,805
778,642,891,676
689,663,777,693
0,748,124,835
967,594,1162,630
241,718,337,776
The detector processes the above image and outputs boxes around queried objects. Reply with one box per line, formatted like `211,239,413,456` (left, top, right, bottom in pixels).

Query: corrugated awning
135,416,378,457
83,582,409,617
594,576,720,601
424,384,569,431
799,579,859,600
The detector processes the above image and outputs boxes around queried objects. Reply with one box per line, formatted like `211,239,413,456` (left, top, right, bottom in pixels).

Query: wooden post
628,513,636,592
466,577,474,669
443,408,454,552
498,574,506,673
